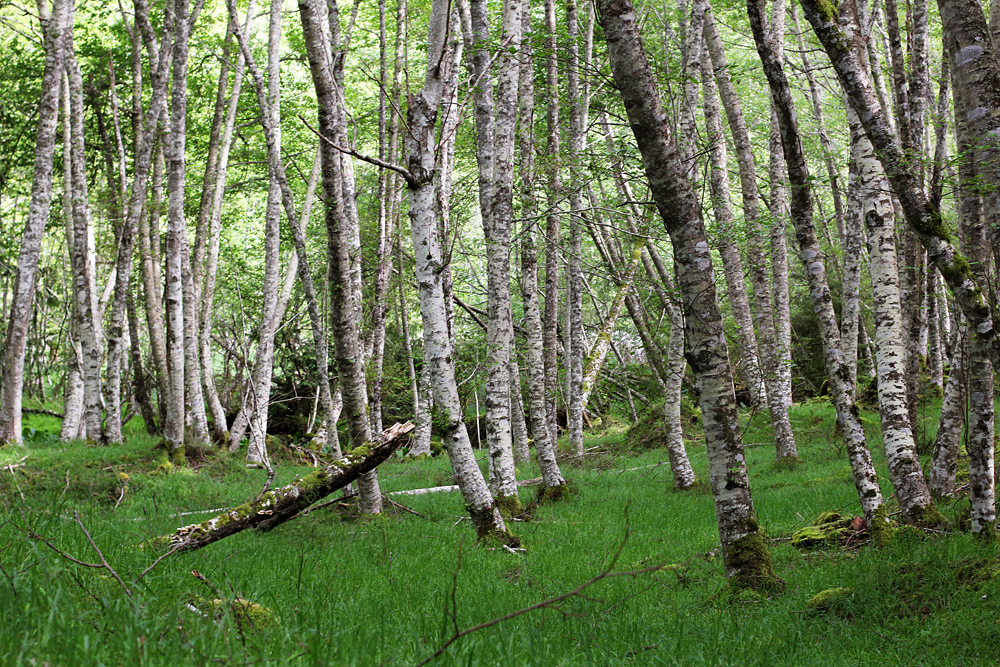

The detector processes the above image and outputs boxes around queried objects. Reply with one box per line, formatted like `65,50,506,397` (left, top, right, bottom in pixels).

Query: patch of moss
171,446,186,466
494,493,523,518
870,503,895,547
535,480,578,505
806,587,854,617
726,519,783,593
815,0,839,22
904,502,947,530
189,595,274,629
791,511,854,549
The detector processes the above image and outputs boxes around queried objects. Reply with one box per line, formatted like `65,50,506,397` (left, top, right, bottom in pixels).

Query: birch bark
703,2,797,461
0,0,71,446
163,0,191,456
542,0,562,447
244,0,285,465
800,0,1000,421
404,0,514,543
517,2,565,490
700,46,765,404
566,0,587,457
598,0,779,589
462,0,520,510
749,0,888,537
297,0,381,514
66,44,105,444
104,0,174,444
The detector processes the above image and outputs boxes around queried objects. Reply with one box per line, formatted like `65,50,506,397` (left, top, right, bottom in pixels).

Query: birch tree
703,2,797,462
597,0,780,590
403,0,515,542
748,0,889,538
0,0,72,446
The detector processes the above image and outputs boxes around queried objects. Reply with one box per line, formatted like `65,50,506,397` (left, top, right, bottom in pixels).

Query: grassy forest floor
1,398,999,666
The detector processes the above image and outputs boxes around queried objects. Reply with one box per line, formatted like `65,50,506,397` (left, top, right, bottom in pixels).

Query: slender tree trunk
851,96,938,524
542,0,562,448
766,0,795,414
204,0,255,445
243,0,285,465
703,2,797,461
403,0,514,542
66,44,105,444
104,0,172,443
518,2,565,490
461,0,521,511
0,0,71,446
297,0,381,514
164,0,192,457
598,0,780,590
565,0,589,457
700,45,765,404
749,0,889,539
930,321,966,497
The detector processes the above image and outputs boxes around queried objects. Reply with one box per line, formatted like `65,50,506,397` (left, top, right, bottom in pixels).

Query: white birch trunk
405,0,513,542
0,0,71,446
703,3,798,462
66,47,105,444
599,0,779,589
749,0,889,538
163,0,192,456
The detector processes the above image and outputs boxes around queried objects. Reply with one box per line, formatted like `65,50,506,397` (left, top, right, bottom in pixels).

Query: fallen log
162,421,414,552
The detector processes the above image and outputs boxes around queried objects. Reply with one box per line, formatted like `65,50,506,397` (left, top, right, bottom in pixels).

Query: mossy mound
188,595,274,629
791,511,862,549
806,587,854,617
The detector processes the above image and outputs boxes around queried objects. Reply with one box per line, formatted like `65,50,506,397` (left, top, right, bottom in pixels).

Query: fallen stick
161,421,414,552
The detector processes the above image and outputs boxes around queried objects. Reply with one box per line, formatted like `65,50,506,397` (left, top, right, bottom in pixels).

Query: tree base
726,526,784,593
869,504,895,547
535,480,578,505
494,493,523,518
904,501,947,530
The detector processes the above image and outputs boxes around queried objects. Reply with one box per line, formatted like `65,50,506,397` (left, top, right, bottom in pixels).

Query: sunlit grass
0,399,997,666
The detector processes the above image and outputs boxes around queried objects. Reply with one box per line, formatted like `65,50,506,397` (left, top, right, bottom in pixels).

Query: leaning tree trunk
598,0,780,590
699,44,765,405
404,0,514,543
800,0,1000,390
748,0,889,539
0,0,71,446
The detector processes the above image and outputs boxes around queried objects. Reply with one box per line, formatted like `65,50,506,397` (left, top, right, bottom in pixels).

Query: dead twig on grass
415,505,666,667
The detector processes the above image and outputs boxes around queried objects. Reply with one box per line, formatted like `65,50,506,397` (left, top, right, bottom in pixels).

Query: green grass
0,401,998,666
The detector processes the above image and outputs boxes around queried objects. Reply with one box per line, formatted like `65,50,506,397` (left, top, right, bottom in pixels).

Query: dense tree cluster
1,0,998,586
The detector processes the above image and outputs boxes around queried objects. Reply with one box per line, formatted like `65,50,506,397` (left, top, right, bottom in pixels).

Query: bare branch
298,114,415,186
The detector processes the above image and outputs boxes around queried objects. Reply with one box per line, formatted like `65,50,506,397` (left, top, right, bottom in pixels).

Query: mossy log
162,422,414,552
